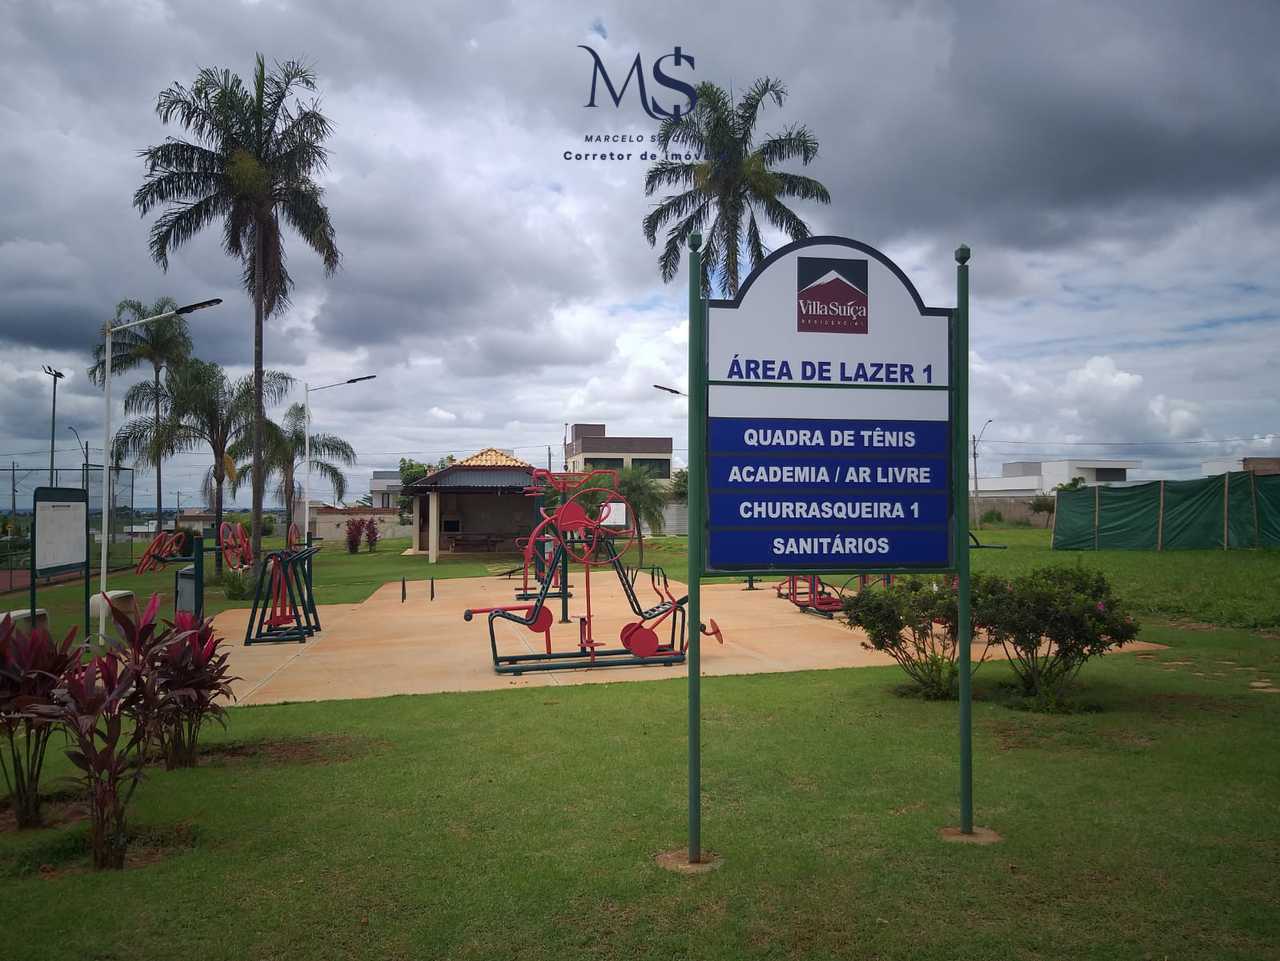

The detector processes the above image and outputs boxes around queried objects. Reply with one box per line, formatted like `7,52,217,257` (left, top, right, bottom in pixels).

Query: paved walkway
212,574,1163,705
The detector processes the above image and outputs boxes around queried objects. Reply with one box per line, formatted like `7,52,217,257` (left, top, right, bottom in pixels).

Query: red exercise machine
464,469,722,674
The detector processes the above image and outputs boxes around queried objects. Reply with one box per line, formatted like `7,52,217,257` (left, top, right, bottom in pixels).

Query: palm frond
758,126,821,167
772,171,831,204
735,77,787,142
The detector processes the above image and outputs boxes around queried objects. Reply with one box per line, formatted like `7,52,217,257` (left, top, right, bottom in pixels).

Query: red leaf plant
345,517,367,554
46,651,144,869
364,517,381,552
153,611,239,769
0,615,79,828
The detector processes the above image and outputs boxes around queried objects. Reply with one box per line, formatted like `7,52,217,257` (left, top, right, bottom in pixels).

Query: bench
447,533,506,552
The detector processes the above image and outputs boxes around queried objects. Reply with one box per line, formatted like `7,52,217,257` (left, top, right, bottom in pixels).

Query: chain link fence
0,464,136,595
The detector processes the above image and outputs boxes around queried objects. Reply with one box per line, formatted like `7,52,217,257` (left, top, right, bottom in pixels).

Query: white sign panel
704,237,954,572
35,499,87,574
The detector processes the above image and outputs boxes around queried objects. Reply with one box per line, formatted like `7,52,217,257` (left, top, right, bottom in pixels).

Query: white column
428,491,440,563
411,495,421,552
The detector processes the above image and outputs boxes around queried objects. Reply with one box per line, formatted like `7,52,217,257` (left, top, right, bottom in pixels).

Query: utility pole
971,434,980,529
972,419,993,530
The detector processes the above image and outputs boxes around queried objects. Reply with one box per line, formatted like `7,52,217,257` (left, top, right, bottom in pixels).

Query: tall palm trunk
282,463,295,535
250,228,265,568
154,365,164,531
213,466,225,576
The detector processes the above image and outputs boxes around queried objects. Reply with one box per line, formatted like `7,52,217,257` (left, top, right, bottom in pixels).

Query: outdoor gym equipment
135,530,190,574
775,572,894,619
218,521,253,570
133,529,209,620
778,574,844,618
464,469,721,674
244,543,321,645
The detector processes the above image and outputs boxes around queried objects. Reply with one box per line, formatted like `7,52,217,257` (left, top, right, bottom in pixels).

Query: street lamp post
972,418,993,529
302,375,376,542
42,366,65,485
98,298,221,641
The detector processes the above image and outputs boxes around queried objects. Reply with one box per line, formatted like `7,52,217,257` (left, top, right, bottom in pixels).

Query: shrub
365,518,381,552
980,508,1004,525
842,576,989,699
153,612,238,769
0,616,79,828
221,567,252,600
344,517,366,554
976,566,1139,699
46,652,145,869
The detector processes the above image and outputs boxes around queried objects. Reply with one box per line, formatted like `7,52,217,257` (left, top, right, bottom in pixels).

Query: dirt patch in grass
195,734,384,766
32,822,199,880
0,793,90,835
4,821,199,880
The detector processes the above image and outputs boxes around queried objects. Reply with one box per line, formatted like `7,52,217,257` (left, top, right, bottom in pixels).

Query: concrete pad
214,574,1166,706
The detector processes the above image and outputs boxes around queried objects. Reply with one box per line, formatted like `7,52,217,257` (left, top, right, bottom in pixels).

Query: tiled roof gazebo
404,448,536,562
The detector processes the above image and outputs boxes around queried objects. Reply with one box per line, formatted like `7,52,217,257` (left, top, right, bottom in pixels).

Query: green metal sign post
954,245,973,834
682,235,978,860
686,233,705,863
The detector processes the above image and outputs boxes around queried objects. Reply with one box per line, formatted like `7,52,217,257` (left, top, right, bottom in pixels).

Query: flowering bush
364,517,381,552
975,566,1139,699
842,576,989,699
344,517,366,554
0,616,79,828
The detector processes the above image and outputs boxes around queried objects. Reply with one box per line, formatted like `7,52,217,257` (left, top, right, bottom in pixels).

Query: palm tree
229,402,356,536
88,297,192,530
133,54,341,568
114,360,292,573
642,78,831,297
617,466,667,535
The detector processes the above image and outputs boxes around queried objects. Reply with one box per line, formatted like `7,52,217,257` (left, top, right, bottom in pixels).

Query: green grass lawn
3,623,1278,960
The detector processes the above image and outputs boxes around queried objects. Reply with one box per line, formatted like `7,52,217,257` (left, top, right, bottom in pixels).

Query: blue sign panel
706,416,950,569
704,238,954,572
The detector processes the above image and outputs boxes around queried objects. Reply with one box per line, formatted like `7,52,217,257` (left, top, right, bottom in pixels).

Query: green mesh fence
1052,471,1279,551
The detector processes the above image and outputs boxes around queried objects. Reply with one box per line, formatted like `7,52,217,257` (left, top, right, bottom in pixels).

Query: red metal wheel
555,487,638,567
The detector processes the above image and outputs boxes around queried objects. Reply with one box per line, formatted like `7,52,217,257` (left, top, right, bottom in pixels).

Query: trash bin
175,565,197,614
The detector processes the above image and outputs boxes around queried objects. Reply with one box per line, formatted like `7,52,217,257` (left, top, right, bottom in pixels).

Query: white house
971,459,1141,498
369,470,402,509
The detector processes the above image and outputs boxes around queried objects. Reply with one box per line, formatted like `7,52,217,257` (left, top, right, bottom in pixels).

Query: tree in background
230,402,355,537
116,360,291,573
1055,476,1087,492
616,466,667,534
89,298,192,529
135,54,341,570
1030,493,1057,528
667,468,689,503
643,78,830,297
397,455,454,512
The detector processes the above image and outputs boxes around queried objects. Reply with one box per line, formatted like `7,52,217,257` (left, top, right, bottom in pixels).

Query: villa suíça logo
796,257,869,334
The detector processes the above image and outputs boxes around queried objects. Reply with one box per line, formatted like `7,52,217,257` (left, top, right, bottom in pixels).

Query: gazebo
405,448,537,562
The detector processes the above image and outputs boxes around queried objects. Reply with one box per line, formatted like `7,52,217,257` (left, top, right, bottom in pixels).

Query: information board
34,493,88,575
703,237,954,573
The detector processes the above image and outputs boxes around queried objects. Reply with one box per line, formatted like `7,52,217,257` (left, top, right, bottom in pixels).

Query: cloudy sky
2,0,1278,511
